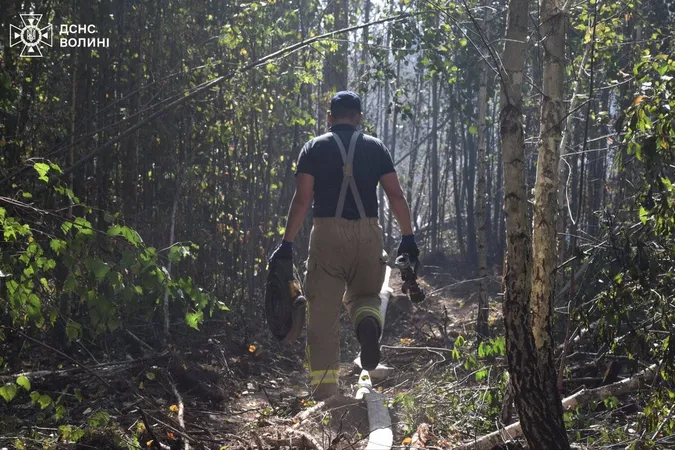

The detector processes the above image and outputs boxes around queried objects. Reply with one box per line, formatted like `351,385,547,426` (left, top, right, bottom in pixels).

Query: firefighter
270,91,419,400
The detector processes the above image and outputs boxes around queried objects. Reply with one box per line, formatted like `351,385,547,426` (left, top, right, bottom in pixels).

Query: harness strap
332,132,366,219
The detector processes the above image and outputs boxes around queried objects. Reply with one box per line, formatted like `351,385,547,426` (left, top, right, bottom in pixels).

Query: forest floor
0,266,654,449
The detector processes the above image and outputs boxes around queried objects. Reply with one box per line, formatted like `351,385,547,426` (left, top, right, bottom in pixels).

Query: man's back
296,124,395,220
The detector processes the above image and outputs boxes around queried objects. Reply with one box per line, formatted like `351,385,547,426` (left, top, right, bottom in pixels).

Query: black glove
270,240,293,265
397,234,419,261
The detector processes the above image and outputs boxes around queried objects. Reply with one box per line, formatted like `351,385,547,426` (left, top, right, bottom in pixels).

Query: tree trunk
323,0,349,92
450,86,465,258
386,59,401,245
529,0,570,445
476,55,489,340
358,0,371,101
500,0,569,446
406,70,424,211
379,33,390,227
492,93,504,264
556,44,590,267
430,73,440,253
440,127,452,252
463,121,478,268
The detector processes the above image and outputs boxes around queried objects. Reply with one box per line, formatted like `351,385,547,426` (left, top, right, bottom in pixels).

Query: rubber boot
357,317,381,371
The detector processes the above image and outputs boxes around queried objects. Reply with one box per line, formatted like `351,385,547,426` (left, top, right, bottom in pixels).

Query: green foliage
571,33,675,448
0,162,222,342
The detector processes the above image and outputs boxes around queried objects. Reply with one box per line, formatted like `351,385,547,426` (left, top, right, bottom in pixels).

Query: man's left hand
397,234,419,261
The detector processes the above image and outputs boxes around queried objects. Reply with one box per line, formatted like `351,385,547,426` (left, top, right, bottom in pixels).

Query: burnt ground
0,266,504,450
1,264,652,449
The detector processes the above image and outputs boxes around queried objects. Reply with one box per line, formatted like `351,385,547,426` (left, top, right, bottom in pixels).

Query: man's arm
282,173,314,242
380,172,413,236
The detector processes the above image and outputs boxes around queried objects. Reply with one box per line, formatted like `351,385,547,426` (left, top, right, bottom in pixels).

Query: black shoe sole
358,318,380,371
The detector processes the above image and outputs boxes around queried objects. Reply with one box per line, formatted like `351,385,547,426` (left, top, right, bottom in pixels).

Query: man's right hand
270,240,293,265
397,234,419,261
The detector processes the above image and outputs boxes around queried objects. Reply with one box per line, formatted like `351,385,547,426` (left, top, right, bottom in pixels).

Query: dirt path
220,270,497,450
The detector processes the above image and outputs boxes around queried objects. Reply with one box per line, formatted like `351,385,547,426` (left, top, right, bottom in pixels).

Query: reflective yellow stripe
353,306,382,326
310,369,339,385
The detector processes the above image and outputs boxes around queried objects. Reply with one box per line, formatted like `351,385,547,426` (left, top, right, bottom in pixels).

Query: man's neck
330,121,358,128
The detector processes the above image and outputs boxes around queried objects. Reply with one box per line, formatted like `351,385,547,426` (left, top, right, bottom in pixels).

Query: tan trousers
304,217,386,400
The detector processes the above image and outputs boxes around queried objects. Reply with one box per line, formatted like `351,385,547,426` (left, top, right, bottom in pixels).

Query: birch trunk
500,0,569,446
530,0,570,446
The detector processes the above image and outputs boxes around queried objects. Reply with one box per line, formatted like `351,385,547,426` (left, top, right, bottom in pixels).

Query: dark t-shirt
295,124,395,219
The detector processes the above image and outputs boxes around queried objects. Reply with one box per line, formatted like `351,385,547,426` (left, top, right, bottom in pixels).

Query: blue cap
330,91,362,113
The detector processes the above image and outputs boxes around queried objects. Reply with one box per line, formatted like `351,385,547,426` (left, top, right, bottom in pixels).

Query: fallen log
168,377,190,450
0,353,168,382
453,364,658,450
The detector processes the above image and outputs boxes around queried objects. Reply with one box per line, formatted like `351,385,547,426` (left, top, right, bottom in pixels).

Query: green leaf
63,274,77,292
459,37,468,47
16,376,30,392
456,335,465,347
185,311,204,330
468,125,478,136
50,239,67,254
0,384,18,402
86,259,110,281
216,301,230,311
61,221,73,235
55,404,66,420
33,162,50,182
65,321,81,342
88,411,110,428
38,393,52,409
48,162,63,174
639,206,649,224
73,217,93,236
107,225,142,247
603,396,618,409
169,245,190,263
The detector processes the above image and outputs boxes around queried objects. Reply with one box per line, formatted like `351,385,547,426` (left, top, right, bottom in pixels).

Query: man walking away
270,91,419,400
